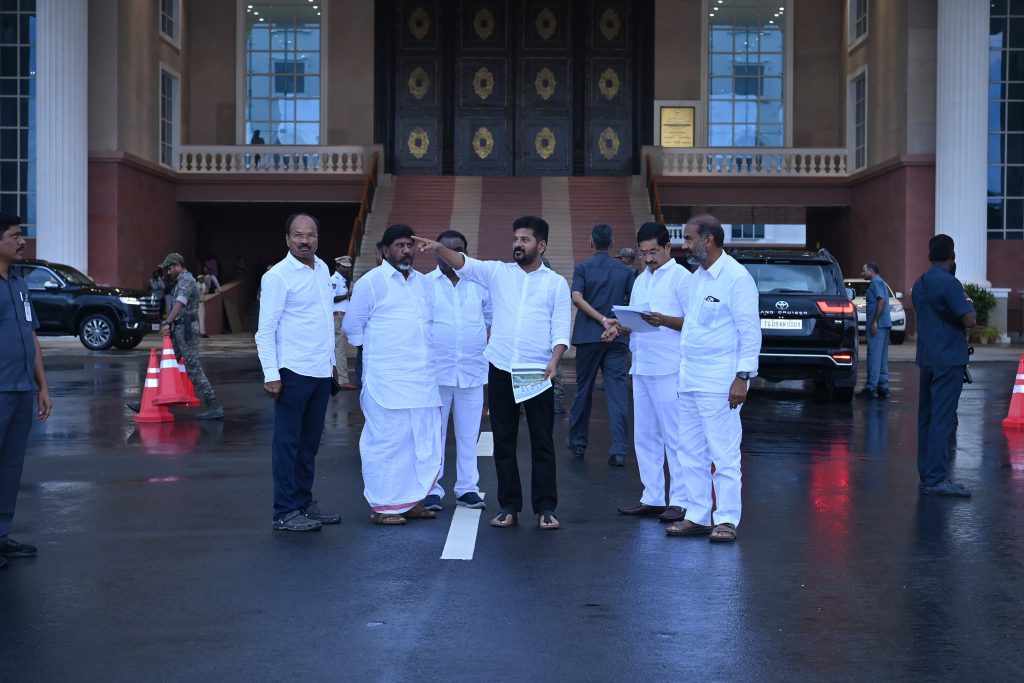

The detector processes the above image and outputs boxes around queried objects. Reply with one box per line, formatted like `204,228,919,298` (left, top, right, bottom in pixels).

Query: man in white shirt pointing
666,214,761,543
343,224,442,525
414,216,571,531
421,229,491,513
256,213,341,532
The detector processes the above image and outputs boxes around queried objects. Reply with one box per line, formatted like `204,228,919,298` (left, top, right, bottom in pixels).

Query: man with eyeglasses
420,229,490,512
0,213,52,568
343,224,443,525
256,214,342,532
610,222,691,523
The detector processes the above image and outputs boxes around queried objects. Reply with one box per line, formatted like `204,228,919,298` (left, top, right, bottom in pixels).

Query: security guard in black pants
0,213,52,569
911,234,976,497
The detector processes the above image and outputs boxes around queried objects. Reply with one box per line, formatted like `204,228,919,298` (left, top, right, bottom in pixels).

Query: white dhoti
677,391,743,527
359,393,443,514
633,373,686,508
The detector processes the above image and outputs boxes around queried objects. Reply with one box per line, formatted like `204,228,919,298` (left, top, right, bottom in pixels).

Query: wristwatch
736,371,750,381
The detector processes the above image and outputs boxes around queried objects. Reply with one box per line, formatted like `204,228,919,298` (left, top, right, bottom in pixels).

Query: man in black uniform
0,213,52,569
911,234,976,497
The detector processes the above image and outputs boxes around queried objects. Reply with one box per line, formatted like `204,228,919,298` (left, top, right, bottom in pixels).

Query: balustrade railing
178,145,375,174
646,146,849,177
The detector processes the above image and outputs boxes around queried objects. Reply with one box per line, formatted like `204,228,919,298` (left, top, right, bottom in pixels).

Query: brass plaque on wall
660,106,695,148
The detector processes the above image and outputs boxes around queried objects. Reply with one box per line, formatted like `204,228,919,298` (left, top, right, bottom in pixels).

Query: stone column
934,0,989,286
36,0,89,274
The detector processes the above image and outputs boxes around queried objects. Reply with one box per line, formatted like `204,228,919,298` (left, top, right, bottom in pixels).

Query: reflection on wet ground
2,352,1023,680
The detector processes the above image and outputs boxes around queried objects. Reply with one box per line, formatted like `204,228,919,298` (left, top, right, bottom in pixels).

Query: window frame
847,0,868,51
158,64,181,169
159,0,182,48
235,0,329,146
701,0,793,147
847,66,868,171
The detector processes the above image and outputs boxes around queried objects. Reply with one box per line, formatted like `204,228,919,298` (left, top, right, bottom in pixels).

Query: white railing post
653,146,849,178
176,145,375,175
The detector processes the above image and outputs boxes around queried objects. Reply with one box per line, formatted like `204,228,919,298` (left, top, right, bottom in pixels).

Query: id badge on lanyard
20,291,32,323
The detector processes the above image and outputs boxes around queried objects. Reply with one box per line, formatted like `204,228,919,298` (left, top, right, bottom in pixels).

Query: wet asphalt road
1,348,1023,681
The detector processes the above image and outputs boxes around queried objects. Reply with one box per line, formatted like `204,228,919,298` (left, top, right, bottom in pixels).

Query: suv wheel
814,378,855,403
79,313,116,351
113,335,144,350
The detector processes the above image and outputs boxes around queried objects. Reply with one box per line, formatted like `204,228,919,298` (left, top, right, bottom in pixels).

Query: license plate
761,319,802,330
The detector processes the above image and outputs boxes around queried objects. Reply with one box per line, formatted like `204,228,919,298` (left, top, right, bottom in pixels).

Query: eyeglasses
638,248,662,257
289,232,318,241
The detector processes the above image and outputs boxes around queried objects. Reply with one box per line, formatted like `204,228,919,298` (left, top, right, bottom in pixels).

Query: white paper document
511,364,552,404
610,304,658,333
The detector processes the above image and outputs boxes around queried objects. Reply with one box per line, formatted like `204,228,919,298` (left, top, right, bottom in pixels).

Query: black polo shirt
0,269,39,391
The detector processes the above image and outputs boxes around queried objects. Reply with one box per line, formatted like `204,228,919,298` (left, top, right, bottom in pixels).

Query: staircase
355,175,654,285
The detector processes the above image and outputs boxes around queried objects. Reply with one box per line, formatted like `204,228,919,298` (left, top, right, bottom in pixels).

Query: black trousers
488,364,557,513
916,364,965,486
272,368,331,520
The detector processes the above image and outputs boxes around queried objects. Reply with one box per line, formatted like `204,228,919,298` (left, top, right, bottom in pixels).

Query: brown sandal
538,511,560,530
665,519,712,537
709,522,737,543
370,512,407,525
490,509,518,528
402,504,437,520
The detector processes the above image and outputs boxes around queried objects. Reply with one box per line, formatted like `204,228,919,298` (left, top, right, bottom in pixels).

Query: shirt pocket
697,298,722,326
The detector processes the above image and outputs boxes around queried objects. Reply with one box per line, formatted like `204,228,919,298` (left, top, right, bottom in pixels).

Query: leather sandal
402,504,437,520
490,509,518,528
709,522,737,543
370,512,407,525
665,519,712,537
538,511,560,530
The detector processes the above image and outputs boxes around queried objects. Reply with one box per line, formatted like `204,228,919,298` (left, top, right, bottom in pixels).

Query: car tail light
832,352,854,363
816,300,855,316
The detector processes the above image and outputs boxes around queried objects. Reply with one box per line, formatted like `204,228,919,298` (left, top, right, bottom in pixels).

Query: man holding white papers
666,215,761,543
343,224,442,526
421,229,490,512
613,222,691,523
413,216,570,530
566,224,635,467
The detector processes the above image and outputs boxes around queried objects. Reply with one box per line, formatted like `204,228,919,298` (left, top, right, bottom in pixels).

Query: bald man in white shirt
414,216,571,531
343,224,442,526
256,213,341,532
666,214,761,543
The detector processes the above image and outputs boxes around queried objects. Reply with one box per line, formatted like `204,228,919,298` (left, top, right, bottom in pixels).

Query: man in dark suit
567,224,635,466
911,233,976,497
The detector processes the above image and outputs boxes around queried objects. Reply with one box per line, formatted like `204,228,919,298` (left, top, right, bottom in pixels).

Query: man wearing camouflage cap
160,253,224,419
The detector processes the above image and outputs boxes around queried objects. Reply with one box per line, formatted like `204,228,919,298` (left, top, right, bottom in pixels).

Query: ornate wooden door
584,1,632,175
393,0,444,174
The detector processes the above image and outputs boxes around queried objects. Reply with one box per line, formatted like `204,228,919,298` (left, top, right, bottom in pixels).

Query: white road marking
441,493,485,561
476,431,493,457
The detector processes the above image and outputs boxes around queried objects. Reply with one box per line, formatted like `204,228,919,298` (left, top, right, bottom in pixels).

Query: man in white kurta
612,222,691,523
343,225,443,523
421,230,491,512
667,215,761,543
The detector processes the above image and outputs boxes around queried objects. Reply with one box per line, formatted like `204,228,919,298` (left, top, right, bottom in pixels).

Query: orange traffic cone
178,358,201,407
1002,356,1024,430
154,336,193,406
134,348,173,423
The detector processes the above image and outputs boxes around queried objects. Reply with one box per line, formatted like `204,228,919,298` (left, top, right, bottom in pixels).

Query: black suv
13,259,160,351
732,248,859,401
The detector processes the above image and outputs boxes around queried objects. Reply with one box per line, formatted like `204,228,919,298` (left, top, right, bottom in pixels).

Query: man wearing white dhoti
343,224,443,525
666,214,761,543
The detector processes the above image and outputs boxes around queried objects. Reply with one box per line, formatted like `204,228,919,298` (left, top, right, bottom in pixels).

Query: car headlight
119,296,141,306
891,302,904,313
856,305,866,313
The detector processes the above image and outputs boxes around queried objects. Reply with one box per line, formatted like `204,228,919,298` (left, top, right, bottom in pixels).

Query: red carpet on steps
567,178,636,264
476,177,543,262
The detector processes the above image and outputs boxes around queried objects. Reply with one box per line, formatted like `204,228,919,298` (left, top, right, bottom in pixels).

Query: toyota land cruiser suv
13,259,161,350
732,248,859,401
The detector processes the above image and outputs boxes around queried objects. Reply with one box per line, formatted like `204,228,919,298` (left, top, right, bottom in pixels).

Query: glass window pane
757,124,783,146
1009,82,1024,100
709,124,733,146
298,52,319,75
248,25,270,50
1008,134,1024,163
295,122,319,144
990,134,1004,164
989,165,1004,195
248,76,270,97
1007,165,1024,196
988,199,1005,230
296,27,319,52
711,77,733,97
1008,50,1024,81
711,28,733,53
248,51,270,74
990,101,1004,133
1007,200,1023,231
763,77,783,99
992,0,1008,15
711,54,733,76
1011,19,1024,49
734,100,757,123
709,100,732,124
992,18,1007,48
990,50,1004,82
762,53,783,76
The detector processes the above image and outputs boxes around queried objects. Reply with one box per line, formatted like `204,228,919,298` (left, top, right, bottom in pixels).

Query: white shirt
425,268,492,388
342,260,441,409
329,271,349,313
676,253,761,393
456,256,571,372
256,252,336,382
628,259,690,377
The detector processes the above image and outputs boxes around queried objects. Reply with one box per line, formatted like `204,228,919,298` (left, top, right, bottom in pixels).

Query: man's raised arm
413,236,465,269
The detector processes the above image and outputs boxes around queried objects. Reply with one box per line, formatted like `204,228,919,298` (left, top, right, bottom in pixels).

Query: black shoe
877,389,890,400
855,388,877,400
0,539,37,558
572,447,585,459
302,500,341,524
422,494,443,511
608,454,625,467
921,479,971,497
